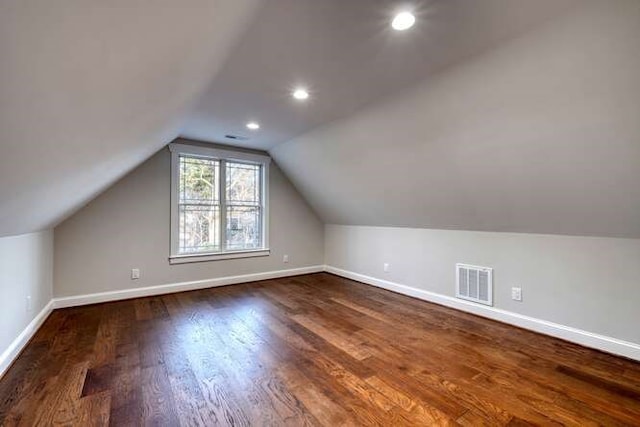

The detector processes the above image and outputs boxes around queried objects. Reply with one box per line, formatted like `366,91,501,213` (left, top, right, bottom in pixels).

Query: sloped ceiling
3,0,638,240
271,0,640,238
0,0,262,237
181,0,579,150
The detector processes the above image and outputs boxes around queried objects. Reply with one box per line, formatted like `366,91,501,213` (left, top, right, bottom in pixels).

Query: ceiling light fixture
246,122,260,130
292,88,309,100
392,11,415,31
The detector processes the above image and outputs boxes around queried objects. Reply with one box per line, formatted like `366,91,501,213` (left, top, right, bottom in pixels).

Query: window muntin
170,144,269,259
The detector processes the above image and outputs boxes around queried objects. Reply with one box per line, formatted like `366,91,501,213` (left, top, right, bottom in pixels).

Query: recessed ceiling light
392,11,415,31
246,122,260,130
292,88,309,100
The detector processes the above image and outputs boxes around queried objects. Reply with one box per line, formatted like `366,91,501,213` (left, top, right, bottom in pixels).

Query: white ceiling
6,0,629,240
181,0,579,150
0,0,261,237
271,0,640,238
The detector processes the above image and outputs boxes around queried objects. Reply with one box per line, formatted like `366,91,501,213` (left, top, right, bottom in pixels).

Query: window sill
169,249,270,265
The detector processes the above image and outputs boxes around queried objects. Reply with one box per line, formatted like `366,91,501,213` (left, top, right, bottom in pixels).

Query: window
169,143,269,263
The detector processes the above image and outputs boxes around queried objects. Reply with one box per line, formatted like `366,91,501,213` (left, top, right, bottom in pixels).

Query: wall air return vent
456,263,493,306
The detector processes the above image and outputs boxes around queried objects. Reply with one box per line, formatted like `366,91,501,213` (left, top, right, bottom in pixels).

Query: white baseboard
53,265,324,309
0,300,54,379
324,265,640,362
4,263,637,381
1,265,323,379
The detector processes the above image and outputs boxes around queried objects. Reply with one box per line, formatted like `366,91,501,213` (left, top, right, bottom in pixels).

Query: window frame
168,142,270,264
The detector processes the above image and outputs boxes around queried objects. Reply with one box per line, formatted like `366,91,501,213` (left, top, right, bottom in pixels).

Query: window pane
180,155,219,204
226,206,261,250
226,162,260,205
179,205,220,253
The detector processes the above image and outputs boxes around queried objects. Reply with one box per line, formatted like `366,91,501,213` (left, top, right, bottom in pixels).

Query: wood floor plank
1,272,640,426
198,306,310,426
277,363,358,427
290,314,372,361
31,361,89,426
176,299,253,426
140,364,180,426
76,391,111,427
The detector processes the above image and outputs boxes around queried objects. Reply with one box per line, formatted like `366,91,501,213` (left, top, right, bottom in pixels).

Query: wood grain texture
1,272,639,426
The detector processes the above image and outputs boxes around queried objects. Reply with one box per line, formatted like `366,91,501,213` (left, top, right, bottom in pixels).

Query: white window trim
168,142,270,264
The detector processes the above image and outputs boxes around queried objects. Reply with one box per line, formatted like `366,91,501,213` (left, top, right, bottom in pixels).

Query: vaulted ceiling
181,0,579,150
2,0,638,239
271,0,640,238
0,0,261,237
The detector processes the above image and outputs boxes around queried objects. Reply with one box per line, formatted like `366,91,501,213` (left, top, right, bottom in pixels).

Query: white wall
326,224,640,346
54,141,324,297
0,230,54,373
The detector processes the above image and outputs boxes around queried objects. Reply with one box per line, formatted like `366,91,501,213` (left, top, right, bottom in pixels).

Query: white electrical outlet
511,287,522,301
26,295,32,312
383,263,390,273
131,268,140,280
283,254,289,263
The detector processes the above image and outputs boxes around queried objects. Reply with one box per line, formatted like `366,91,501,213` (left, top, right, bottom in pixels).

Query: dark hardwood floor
1,273,639,426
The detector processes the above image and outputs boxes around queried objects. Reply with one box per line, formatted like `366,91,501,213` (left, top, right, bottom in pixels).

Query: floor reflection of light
233,302,266,335
174,314,210,348
172,300,269,362
224,305,271,383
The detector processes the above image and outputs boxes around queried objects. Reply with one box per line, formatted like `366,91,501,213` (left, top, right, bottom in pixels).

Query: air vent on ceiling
456,263,493,306
225,134,249,141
